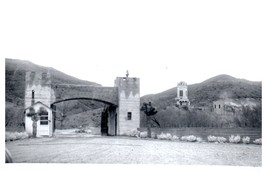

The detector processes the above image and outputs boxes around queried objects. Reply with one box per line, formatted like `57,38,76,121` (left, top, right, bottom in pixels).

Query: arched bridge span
51,84,118,106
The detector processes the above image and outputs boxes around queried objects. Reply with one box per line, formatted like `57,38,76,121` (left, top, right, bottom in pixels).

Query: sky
1,0,266,97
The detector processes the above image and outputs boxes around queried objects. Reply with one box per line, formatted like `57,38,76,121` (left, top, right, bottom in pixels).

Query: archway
51,98,117,136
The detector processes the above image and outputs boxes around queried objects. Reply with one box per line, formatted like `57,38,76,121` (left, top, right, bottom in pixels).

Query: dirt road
5,136,261,166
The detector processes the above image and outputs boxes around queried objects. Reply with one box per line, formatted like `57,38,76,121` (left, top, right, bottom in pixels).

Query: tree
242,104,262,128
140,101,158,138
26,107,40,138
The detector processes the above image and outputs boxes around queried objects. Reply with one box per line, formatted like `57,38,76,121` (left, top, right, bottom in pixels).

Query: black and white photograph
1,0,266,175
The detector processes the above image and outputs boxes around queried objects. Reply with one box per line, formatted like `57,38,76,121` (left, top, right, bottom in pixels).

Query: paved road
5,136,261,166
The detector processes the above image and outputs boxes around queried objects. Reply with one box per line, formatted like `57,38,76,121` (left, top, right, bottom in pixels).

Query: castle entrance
24,71,140,137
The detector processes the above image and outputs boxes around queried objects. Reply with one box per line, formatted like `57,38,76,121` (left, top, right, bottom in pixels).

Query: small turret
175,81,190,108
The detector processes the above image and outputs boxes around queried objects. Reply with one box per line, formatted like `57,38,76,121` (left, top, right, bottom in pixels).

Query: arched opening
51,98,117,136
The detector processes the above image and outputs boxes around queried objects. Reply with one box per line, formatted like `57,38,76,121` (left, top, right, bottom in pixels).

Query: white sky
1,0,266,97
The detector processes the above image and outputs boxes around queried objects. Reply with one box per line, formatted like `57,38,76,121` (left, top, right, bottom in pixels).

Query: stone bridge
51,84,118,106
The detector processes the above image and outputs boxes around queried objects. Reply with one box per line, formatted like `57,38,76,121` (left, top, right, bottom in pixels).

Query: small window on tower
179,90,183,97
127,112,132,120
32,90,35,99
219,105,221,109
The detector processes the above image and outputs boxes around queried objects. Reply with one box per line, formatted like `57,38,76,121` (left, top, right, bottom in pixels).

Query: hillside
5,58,103,129
141,74,262,110
6,58,100,105
140,74,261,128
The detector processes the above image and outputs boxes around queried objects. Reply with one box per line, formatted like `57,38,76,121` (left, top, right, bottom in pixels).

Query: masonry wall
25,72,55,108
115,77,140,135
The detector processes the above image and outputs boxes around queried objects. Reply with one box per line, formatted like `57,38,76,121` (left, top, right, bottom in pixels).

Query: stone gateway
24,71,140,137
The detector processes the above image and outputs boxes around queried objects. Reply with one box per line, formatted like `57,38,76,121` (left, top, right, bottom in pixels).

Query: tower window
127,112,132,120
219,105,221,109
32,90,35,99
179,90,183,97
214,105,216,108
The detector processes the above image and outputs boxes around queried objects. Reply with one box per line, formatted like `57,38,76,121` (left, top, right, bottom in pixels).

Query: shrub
217,137,227,143
165,133,172,140
207,135,217,142
253,138,262,145
6,132,29,141
140,131,148,138
157,132,165,140
229,135,241,143
157,132,171,140
181,135,197,142
242,136,250,144
208,136,227,143
172,135,180,141
126,129,140,137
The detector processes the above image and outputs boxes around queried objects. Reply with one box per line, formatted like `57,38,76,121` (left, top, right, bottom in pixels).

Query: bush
253,138,262,145
126,129,140,137
172,135,180,141
229,135,241,143
157,132,166,140
217,137,227,143
165,133,172,140
6,132,29,141
181,135,197,142
207,136,227,143
242,136,250,144
157,132,171,140
140,131,148,138
207,135,217,142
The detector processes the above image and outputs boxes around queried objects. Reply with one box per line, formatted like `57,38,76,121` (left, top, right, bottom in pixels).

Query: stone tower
25,71,55,108
24,71,55,136
114,76,140,135
175,81,190,107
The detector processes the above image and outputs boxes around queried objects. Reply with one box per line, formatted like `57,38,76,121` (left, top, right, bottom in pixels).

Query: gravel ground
5,136,261,166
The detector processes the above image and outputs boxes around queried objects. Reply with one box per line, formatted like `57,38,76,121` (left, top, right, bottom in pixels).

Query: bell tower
175,81,190,108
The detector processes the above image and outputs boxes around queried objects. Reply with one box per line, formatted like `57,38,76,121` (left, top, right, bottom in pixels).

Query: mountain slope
141,74,262,110
5,58,100,105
